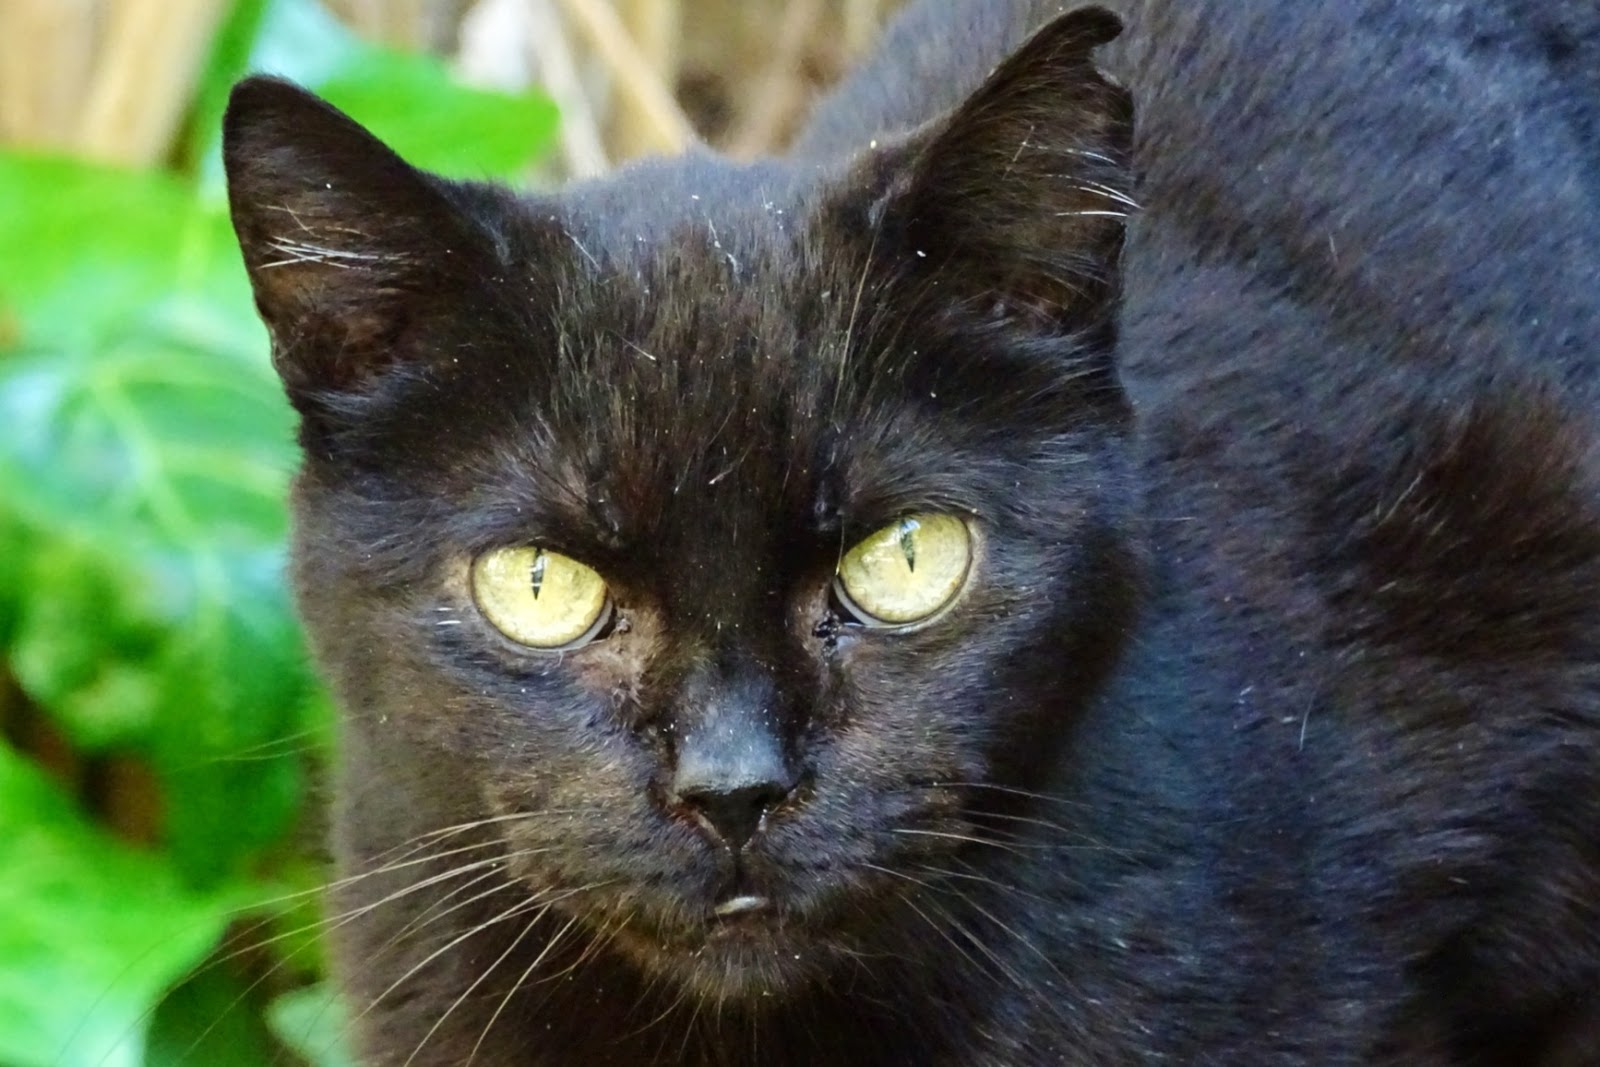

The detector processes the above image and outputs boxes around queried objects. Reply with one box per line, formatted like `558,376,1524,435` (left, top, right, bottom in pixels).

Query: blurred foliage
0,2,555,1064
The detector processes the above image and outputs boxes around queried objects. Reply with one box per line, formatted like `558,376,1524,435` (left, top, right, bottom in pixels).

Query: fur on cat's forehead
523,154,857,370
411,151,950,472
492,153,891,406
552,151,821,257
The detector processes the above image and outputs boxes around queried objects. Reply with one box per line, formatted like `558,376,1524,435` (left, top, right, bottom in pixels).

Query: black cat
223,1,1600,1063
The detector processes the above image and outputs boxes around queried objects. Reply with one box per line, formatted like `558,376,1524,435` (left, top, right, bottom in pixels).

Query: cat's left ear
862,7,1134,337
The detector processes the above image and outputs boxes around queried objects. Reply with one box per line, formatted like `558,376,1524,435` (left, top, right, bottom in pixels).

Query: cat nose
674,777,794,851
670,722,797,850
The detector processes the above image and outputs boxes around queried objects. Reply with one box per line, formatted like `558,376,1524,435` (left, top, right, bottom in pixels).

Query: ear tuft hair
873,7,1135,336
223,76,495,400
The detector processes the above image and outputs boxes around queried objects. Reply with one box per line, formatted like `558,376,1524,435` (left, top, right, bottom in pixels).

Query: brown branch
609,0,681,160
843,0,889,59
76,0,227,165
725,0,824,159
554,0,694,158
0,0,99,150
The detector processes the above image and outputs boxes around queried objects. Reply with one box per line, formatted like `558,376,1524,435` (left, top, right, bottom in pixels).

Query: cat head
225,8,1139,1002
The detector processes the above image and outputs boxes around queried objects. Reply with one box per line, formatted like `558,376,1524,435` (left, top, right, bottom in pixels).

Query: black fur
224,2,1600,1063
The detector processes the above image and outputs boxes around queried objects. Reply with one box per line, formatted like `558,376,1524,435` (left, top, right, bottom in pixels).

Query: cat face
226,9,1138,1001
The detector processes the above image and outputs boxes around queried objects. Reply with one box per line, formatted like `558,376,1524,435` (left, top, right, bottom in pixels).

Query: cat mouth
507,853,857,996
584,889,820,999
704,893,782,946
712,893,772,920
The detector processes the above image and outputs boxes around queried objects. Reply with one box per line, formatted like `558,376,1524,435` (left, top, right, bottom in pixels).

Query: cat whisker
870,857,1056,985
108,812,518,979
171,844,511,992
350,892,553,1037
618,335,660,363
354,806,619,873
909,863,1055,907
151,854,518,1066
261,236,383,270
861,861,937,890
865,862,1023,982
351,835,510,882
933,780,1094,809
83,824,530,1063
361,844,582,960
563,230,601,271
676,971,710,1064
1062,146,1118,166
251,808,568,912
1073,179,1140,209
170,728,323,766
964,809,1135,856
537,908,626,985
402,900,549,1067
883,882,1007,988
466,902,599,1066
965,807,1088,833
921,873,1066,984
626,963,698,1044
1055,208,1129,219
219,851,511,980
831,210,884,412
889,827,1029,856
897,821,1130,863
366,865,523,964
913,888,1037,991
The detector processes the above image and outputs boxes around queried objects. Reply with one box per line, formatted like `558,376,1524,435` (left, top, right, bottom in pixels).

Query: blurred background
0,1,899,1063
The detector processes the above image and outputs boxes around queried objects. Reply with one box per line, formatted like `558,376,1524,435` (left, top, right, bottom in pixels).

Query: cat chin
604,914,839,1003
523,874,861,1003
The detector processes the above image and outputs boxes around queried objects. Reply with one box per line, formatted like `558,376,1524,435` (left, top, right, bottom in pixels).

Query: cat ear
869,7,1134,335
223,77,499,401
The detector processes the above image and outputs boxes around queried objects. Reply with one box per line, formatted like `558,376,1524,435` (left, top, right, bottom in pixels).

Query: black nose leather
675,777,793,850
671,716,796,848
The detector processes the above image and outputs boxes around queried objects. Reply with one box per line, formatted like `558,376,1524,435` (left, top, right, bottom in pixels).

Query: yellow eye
835,513,972,626
471,546,611,649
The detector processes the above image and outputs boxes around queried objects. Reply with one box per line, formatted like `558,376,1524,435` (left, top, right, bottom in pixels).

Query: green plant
0,3,556,1064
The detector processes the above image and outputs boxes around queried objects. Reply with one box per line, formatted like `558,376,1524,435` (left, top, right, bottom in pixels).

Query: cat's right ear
223,77,498,405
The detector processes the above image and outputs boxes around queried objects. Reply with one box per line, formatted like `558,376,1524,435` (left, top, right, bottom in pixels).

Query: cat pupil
898,519,918,572
528,551,546,600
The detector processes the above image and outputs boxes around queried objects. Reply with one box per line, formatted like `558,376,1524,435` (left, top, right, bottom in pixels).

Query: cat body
224,1,1600,1063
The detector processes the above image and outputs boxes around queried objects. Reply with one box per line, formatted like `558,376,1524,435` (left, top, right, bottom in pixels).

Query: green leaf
267,985,357,1067
0,744,246,1067
0,154,319,883
0,512,29,649
317,48,558,179
144,969,281,1067
0,315,319,881
241,0,556,181
183,0,273,175
247,0,367,90
0,157,249,353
